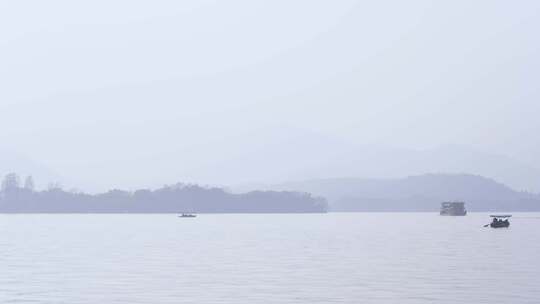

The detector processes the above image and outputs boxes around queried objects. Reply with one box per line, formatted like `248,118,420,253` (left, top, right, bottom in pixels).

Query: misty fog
1,0,539,192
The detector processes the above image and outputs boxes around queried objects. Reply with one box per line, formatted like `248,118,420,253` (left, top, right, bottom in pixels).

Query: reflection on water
1,213,539,303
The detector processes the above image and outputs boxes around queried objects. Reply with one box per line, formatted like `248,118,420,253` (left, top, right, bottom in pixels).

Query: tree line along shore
0,173,328,213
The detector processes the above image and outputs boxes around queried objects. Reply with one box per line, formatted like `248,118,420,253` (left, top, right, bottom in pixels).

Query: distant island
0,173,328,213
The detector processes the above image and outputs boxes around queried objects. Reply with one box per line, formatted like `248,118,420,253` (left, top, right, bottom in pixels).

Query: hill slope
269,174,540,212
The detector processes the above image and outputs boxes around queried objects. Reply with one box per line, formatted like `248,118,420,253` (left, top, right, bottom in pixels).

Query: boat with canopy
487,215,511,228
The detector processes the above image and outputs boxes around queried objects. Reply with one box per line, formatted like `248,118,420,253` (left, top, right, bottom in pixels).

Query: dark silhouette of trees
24,176,35,191
47,182,62,191
2,173,20,192
0,175,328,213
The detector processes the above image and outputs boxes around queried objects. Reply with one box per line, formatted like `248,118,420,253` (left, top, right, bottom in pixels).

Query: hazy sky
1,1,539,191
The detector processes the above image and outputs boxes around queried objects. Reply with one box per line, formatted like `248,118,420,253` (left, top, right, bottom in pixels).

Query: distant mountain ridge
265,174,540,212
3,138,540,193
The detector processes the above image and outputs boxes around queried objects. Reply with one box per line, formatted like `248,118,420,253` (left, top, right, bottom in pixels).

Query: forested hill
0,180,327,214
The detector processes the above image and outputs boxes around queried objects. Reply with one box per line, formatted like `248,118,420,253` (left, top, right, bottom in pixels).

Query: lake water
1,213,539,303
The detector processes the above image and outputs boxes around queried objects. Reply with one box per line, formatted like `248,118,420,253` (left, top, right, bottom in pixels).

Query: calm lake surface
1,213,539,304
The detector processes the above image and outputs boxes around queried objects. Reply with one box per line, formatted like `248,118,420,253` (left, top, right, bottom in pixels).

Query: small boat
488,215,511,228
178,213,197,218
